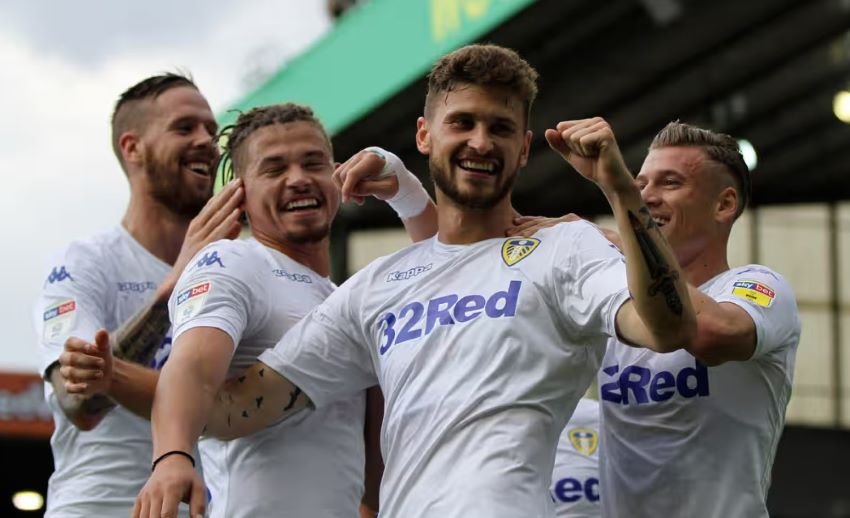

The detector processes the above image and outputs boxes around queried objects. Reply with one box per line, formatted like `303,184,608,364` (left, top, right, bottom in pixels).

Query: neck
435,192,517,244
677,239,730,287
122,192,191,266
254,233,331,278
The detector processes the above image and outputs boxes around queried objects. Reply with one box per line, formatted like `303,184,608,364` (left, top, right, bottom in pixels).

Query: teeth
459,160,495,172
652,217,668,227
285,198,319,210
187,162,210,175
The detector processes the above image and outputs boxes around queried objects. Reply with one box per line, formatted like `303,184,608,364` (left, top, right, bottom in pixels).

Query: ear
519,129,532,167
715,186,738,223
119,131,142,167
415,116,430,155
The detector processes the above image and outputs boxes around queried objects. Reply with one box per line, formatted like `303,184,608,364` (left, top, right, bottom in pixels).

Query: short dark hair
219,103,332,182
650,121,751,218
425,44,539,125
111,73,198,169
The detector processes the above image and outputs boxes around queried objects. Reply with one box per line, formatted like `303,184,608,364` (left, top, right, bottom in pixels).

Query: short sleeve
711,266,801,359
551,222,631,342
258,274,377,408
32,243,109,377
169,241,261,349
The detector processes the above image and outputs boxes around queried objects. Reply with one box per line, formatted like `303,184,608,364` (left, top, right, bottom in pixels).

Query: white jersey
260,222,630,518
32,225,176,517
169,239,366,518
551,398,601,518
599,265,800,518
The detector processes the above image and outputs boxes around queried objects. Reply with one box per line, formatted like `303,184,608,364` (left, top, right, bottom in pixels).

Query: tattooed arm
202,361,310,440
546,118,695,352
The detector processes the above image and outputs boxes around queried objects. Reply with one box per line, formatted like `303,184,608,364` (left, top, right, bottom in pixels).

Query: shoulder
184,239,260,276
712,264,796,308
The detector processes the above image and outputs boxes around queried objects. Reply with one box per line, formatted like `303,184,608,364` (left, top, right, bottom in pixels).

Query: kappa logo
568,428,598,456
46,266,73,284
273,269,313,283
501,238,540,266
386,263,432,282
176,281,212,306
732,280,776,307
195,251,224,269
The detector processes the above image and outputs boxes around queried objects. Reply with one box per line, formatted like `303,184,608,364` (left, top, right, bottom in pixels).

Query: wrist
152,450,195,472
365,146,430,220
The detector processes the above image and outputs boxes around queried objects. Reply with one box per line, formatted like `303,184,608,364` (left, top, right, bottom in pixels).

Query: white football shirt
33,225,178,517
551,398,601,518
598,265,800,518
260,221,630,518
170,239,366,518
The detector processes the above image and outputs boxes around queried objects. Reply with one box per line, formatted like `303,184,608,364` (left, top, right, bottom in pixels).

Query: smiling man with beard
33,73,243,517
117,44,707,518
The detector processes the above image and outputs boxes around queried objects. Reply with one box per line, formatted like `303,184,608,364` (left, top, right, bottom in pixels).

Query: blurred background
2,0,849,516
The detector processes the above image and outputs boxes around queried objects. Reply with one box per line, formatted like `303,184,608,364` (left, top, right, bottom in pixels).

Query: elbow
652,314,697,354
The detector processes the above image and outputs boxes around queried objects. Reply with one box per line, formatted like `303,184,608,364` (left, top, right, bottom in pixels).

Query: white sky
0,0,331,372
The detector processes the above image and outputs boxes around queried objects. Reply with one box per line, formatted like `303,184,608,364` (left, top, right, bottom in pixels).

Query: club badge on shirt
501,238,540,266
43,299,77,340
568,428,598,456
175,281,212,325
731,280,776,307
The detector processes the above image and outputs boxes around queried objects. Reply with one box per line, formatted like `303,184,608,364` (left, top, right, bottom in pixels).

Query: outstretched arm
547,118,695,352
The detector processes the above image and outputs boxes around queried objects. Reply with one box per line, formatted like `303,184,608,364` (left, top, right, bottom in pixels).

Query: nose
467,124,494,155
285,165,312,190
641,182,662,207
191,124,215,149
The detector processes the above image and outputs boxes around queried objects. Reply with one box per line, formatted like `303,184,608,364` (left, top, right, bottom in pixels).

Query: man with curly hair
61,102,436,518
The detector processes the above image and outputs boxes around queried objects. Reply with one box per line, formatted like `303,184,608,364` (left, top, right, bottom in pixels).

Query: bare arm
547,118,695,352
686,287,757,365
335,147,438,243
203,360,311,440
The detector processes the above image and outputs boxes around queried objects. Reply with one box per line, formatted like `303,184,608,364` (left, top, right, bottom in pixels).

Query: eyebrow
169,115,218,133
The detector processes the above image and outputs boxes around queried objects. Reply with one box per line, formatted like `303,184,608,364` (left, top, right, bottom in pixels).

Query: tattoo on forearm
284,387,302,412
111,298,170,365
627,210,683,316
79,394,115,415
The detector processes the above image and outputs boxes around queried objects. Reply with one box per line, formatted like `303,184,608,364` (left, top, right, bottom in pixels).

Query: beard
429,155,517,210
144,147,213,219
281,221,331,244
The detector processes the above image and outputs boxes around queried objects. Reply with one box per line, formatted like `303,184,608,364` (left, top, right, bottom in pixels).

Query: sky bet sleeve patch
174,281,212,326
42,299,77,341
731,280,776,307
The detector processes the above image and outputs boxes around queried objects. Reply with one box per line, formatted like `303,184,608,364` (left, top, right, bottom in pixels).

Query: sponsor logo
148,336,172,371
272,269,313,283
43,300,76,322
551,477,599,504
176,282,211,306
378,281,522,355
386,263,432,282
46,266,73,284
600,359,709,405
117,281,157,293
568,428,598,456
195,251,225,269
731,280,775,307
501,238,540,266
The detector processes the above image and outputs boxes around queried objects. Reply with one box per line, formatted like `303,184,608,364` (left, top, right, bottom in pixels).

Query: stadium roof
226,0,850,229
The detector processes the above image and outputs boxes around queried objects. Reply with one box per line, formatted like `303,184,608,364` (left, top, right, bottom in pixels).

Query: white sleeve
32,243,109,377
712,266,801,359
258,274,377,409
552,222,630,342
169,241,261,349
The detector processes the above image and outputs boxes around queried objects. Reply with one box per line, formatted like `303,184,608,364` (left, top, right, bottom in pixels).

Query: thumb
545,129,570,158
93,329,110,355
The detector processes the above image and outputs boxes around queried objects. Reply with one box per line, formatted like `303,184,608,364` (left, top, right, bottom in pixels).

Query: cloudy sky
1,0,331,371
